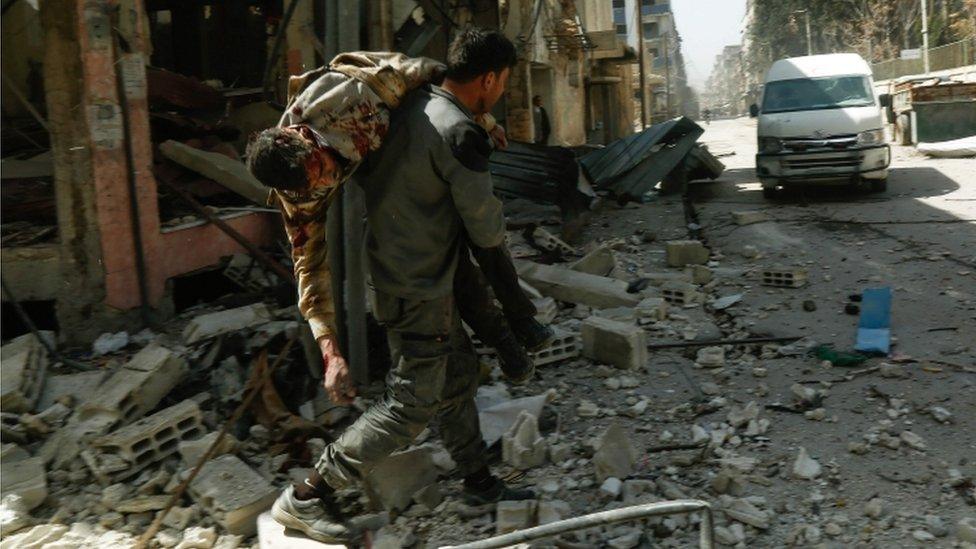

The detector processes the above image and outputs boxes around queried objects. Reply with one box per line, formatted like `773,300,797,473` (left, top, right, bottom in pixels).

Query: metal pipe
441,500,715,549
920,0,930,74
635,0,647,128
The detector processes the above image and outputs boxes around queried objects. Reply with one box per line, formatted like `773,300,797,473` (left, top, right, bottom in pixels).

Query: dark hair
245,127,313,191
446,27,518,83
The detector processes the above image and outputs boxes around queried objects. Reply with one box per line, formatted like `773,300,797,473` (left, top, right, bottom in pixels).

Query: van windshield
761,75,875,114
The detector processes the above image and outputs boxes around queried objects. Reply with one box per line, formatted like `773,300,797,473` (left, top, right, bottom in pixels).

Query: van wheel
870,178,887,193
762,187,778,199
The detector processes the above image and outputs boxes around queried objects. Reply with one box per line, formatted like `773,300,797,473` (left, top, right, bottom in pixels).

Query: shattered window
761,76,875,114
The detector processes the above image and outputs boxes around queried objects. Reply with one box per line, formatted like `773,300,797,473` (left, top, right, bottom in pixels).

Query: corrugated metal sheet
488,141,593,224
580,117,705,200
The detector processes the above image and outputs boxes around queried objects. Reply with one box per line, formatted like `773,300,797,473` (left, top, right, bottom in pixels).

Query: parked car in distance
750,53,891,198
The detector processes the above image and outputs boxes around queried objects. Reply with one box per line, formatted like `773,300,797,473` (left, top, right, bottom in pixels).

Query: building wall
1,2,45,118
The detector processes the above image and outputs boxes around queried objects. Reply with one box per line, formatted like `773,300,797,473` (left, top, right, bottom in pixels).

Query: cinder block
36,370,106,411
501,411,547,470
760,267,808,288
88,400,204,482
0,456,47,510
0,331,52,413
661,281,703,306
581,317,647,370
40,344,186,470
529,227,575,255
636,297,668,322
529,329,579,367
516,261,640,309
183,303,273,344
665,240,709,267
189,455,278,536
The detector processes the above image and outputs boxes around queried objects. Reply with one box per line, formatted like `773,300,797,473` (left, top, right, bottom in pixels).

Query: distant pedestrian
532,94,551,144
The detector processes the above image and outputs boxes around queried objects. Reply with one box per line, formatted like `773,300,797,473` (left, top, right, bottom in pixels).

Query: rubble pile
2,208,975,548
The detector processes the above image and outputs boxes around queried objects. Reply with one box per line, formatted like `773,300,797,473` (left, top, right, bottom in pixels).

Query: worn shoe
464,476,536,505
495,332,535,384
270,485,354,544
510,317,555,351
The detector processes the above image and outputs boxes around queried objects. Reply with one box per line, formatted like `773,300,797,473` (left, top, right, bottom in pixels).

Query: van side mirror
748,103,759,118
879,94,892,108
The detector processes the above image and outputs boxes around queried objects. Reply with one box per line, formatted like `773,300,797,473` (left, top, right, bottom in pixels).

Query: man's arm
436,120,506,248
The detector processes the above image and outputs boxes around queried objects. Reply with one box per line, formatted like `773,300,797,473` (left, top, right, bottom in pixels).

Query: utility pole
635,0,647,128
920,0,930,73
794,10,812,56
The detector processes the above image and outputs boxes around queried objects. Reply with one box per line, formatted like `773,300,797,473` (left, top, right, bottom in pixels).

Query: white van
750,53,891,198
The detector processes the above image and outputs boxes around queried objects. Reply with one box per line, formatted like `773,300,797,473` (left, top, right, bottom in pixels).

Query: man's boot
509,317,555,351
271,485,354,544
495,331,535,384
463,468,535,504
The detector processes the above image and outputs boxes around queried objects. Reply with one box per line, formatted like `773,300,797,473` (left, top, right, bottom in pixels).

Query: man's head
245,125,341,194
532,95,542,107
443,27,517,114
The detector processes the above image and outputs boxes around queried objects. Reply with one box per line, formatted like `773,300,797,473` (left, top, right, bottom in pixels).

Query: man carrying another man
247,29,541,543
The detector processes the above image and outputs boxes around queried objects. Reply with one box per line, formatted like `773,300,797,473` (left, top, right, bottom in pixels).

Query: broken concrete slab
792,447,822,480
515,261,641,309
0,456,47,510
88,400,204,482
183,303,274,344
159,140,270,205
501,411,547,470
722,496,770,529
257,511,345,548
189,455,278,536
570,245,618,277
35,370,106,411
537,500,571,525
0,331,52,413
665,240,709,267
581,316,647,370
363,447,438,512
593,423,637,482
180,431,240,466
0,494,31,536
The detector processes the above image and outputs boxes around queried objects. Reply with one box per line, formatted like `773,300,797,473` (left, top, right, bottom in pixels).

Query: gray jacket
356,86,505,300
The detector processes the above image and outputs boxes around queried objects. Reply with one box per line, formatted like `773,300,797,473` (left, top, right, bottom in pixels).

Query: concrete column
41,0,161,343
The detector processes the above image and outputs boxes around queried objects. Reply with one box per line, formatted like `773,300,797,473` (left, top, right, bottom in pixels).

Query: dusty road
420,117,976,547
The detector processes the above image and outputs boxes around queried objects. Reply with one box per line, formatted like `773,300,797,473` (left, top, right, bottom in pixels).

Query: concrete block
472,328,579,367
685,265,713,284
94,344,189,423
530,227,575,255
636,297,668,322
189,455,278,536
732,211,769,225
593,423,637,482
496,500,537,534
0,331,52,413
36,370,107,411
257,511,345,549
661,281,703,306
537,500,571,525
501,411,547,470
0,456,47,510
88,400,204,482
665,240,709,267
183,303,273,344
570,246,618,277
516,261,641,309
179,432,239,466
760,266,807,288
363,447,438,512
581,317,647,370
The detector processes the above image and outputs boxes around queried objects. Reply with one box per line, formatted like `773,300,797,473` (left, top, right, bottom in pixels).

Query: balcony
641,3,671,16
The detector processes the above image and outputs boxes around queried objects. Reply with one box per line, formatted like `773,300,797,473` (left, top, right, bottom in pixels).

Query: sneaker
510,317,555,351
464,476,536,505
495,332,535,384
270,485,355,544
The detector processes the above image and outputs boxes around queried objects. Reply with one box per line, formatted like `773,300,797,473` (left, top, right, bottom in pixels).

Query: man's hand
318,336,356,405
489,124,508,150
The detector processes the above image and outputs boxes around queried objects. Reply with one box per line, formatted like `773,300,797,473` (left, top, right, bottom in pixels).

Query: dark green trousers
315,291,486,488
